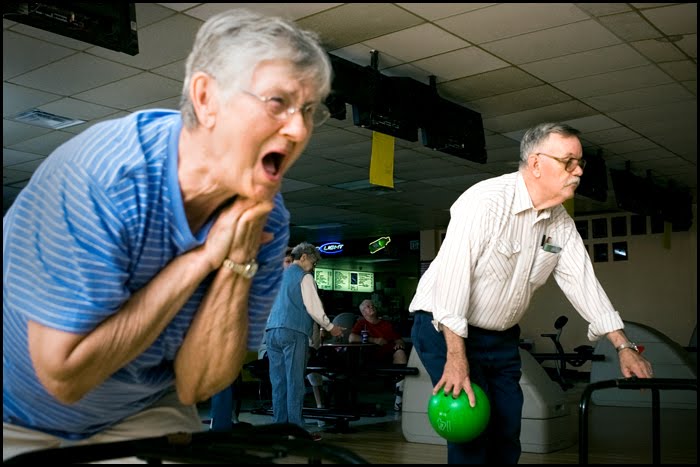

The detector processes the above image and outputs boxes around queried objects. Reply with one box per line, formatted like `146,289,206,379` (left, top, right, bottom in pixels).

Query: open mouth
262,152,283,176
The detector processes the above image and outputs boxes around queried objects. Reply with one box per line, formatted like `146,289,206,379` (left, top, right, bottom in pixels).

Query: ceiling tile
640,3,697,36
135,3,179,28
553,65,673,98
152,60,186,81
562,114,622,133
3,148,45,166
8,23,92,50
582,127,642,145
438,67,542,102
467,85,573,118
295,3,424,50
157,3,202,13
3,119,51,147
396,3,494,21
574,3,631,16
8,53,141,96
582,83,695,112
658,60,697,81
412,47,508,82
482,21,621,64
38,98,119,121
7,130,73,156
483,100,598,133
74,73,182,110
522,44,649,83
3,168,33,185
184,3,341,21
437,3,589,44
364,24,468,63
631,39,687,62
87,14,203,70
3,31,75,80
675,33,696,58
3,83,60,117
601,138,660,154
598,12,661,41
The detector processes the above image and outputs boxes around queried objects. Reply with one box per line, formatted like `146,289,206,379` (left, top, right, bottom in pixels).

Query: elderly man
409,122,653,464
349,299,408,410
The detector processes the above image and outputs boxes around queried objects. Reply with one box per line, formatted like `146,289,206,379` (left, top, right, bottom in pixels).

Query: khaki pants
3,389,204,463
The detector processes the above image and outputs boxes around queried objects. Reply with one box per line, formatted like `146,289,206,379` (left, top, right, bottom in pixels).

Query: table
313,342,385,423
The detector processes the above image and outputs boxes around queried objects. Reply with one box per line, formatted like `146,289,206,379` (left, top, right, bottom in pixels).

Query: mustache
566,177,580,187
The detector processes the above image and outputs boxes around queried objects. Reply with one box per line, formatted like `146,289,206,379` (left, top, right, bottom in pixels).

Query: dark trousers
411,311,523,464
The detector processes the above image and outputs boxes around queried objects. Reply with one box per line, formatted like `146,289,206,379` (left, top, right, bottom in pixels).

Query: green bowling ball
427,384,490,443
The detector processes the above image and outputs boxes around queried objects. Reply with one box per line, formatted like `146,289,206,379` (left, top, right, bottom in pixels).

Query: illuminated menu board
333,270,374,293
314,267,333,290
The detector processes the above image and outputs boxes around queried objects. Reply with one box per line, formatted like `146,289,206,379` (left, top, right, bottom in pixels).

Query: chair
331,312,359,343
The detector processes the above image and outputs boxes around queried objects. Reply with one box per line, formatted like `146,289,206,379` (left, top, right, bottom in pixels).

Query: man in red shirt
349,299,408,410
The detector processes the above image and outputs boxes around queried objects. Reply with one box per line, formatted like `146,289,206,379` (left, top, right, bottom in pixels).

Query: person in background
287,245,325,418
3,9,332,460
283,246,294,268
349,299,408,410
409,122,653,464
259,245,325,419
264,242,344,440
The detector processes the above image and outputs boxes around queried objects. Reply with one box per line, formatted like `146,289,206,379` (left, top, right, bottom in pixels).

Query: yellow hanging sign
369,131,395,188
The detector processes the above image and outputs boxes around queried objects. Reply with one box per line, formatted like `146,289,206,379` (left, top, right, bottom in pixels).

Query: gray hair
359,299,374,312
519,122,581,168
180,9,333,128
291,241,320,263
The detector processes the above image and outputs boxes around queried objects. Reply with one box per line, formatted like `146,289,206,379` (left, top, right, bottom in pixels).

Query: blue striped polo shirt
2,109,289,439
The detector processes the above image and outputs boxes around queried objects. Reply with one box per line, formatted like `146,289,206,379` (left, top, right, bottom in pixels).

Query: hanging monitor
352,74,421,142
420,96,487,163
4,2,139,55
576,150,608,202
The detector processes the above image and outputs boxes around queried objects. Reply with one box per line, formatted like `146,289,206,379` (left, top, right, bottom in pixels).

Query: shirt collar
514,172,551,221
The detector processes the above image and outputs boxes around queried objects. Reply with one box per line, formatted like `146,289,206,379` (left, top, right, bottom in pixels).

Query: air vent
11,109,85,130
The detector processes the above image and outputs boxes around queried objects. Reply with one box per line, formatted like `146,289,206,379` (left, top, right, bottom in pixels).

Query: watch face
243,260,258,278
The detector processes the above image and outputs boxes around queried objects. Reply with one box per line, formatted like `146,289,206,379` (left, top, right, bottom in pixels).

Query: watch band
222,258,258,279
615,342,639,353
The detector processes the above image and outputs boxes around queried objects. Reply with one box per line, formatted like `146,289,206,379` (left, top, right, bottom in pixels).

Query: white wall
521,210,697,359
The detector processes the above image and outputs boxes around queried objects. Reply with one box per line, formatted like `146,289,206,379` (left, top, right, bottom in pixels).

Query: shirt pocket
530,248,560,286
485,239,520,281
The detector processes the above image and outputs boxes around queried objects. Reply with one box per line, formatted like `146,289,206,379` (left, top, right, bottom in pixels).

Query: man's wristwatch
222,258,258,279
616,341,640,353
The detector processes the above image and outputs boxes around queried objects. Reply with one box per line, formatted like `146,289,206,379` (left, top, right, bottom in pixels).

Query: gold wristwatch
222,258,258,279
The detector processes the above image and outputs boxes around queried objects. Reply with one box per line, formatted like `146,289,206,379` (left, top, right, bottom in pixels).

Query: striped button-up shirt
409,172,624,341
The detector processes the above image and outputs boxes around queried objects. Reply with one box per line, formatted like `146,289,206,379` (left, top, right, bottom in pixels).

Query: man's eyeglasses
242,90,331,127
536,152,587,172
